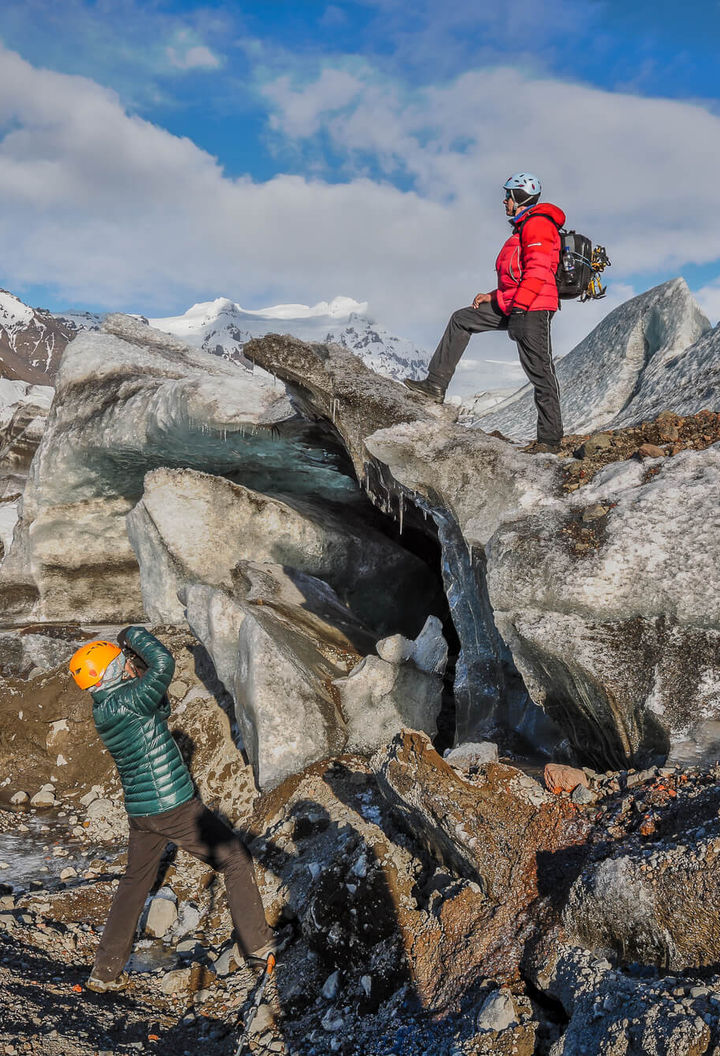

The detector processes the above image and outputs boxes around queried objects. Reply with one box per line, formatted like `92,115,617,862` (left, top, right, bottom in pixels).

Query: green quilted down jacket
91,626,194,817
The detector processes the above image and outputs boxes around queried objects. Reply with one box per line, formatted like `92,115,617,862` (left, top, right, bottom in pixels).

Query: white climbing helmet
503,172,542,203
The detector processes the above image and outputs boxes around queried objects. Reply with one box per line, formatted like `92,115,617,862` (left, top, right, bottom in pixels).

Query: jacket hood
92,676,137,705
511,202,566,228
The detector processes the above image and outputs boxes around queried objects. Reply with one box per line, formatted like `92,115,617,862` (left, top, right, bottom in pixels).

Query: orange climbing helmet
68,640,123,690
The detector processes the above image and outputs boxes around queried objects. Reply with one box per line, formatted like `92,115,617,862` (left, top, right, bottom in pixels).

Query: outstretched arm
120,625,175,717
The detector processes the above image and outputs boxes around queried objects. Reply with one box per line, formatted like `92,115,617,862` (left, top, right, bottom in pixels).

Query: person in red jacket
405,172,565,452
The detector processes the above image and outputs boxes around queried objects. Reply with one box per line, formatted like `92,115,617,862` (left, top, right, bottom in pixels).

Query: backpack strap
514,209,563,235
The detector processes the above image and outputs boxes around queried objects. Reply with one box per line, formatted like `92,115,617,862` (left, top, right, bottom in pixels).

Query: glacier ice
127,465,438,636
0,315,358,622
182,563,373,790
486,446,720,765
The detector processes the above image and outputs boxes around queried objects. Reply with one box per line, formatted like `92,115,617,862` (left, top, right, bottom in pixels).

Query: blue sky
0,0,719,388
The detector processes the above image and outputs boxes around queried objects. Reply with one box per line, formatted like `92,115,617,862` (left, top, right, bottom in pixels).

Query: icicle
398,492,405,536
331,397,339,424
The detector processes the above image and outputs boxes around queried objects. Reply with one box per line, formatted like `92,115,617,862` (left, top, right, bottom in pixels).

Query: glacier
3,276,720,772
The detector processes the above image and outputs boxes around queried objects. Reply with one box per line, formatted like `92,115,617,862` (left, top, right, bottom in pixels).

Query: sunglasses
503,190,514,200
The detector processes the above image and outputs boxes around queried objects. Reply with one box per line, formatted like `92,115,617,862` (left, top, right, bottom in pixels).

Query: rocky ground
536,408,720,492
3,730,720,1056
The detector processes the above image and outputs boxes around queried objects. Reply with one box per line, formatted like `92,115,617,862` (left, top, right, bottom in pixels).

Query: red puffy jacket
494,202,565,314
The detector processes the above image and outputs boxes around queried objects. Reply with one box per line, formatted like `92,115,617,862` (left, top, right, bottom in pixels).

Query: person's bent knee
209,835,249,870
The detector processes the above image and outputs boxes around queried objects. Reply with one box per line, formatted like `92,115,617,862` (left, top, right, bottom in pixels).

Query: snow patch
0,290,34,327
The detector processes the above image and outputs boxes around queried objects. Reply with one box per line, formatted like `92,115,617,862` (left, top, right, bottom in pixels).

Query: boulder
146,893,178,938
486,447,720,767
183,562,376,790
371,730,587,903
369,730,591,998
563,803,720,970
249,753,520,1011
444,741,499,769
334,617,447,752
249,758,419,1001
476,279,711,438
530,944,716,1056
127,466,437,636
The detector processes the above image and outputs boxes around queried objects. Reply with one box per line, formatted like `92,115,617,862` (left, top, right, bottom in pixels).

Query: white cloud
0,46,462,336
167,44,221,71
263,68,363,138
263,64,720,273
0,1,233,112
0,43,718,397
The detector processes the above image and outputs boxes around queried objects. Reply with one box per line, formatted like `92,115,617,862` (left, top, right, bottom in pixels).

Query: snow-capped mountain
148,296,429,382
0,290,77,384
0,290,429,388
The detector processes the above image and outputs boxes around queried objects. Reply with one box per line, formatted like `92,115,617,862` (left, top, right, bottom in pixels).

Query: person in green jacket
69,626,282,993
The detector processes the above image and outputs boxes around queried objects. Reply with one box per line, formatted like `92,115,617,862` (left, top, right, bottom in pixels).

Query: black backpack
557,230,611,301
518,211,610,301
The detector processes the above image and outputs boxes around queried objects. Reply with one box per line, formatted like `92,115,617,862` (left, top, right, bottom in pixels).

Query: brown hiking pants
92,797,271,982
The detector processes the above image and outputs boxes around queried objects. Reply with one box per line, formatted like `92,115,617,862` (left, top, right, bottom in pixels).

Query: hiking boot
86,970,129,993
523,440,563,455
403,378,446,403
246,923,294,968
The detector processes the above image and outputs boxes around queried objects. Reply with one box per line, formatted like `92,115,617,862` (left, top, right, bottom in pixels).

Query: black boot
403,377,445,403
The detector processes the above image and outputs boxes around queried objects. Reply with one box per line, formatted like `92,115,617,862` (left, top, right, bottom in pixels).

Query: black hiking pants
92,797,271,982
427,301,563,443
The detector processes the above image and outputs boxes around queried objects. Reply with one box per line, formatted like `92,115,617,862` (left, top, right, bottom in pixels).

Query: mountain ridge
0,290,430,388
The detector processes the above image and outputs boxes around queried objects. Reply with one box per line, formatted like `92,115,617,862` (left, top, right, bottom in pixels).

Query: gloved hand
117,627,133,651
507,307,527,342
